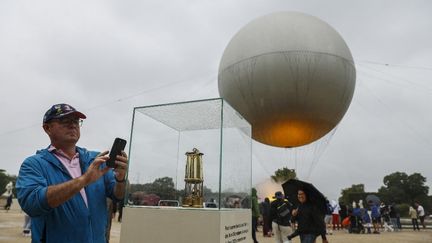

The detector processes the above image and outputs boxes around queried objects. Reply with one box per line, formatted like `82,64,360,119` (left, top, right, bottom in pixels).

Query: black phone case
106,138,127,168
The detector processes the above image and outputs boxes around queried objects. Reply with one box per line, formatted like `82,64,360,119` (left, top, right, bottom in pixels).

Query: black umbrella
365,194,380,206
282,179,327,215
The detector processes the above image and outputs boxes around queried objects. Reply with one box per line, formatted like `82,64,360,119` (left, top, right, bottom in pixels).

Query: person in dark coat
251,188,260,243
338,202,348,224
117,200,124,222
4,194,13,211
288,189,328,243
260,197,272,237
389,203,400,231
270,191,293,243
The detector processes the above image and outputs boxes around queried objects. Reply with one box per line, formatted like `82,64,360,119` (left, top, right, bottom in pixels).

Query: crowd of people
253,191,429,243
344,200,428,234
333,200,428,234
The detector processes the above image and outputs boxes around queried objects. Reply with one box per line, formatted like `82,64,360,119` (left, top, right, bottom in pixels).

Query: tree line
339,171,431,216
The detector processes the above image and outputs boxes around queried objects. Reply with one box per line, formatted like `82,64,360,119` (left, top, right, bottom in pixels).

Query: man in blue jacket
369,200,381,234
16,103,128,243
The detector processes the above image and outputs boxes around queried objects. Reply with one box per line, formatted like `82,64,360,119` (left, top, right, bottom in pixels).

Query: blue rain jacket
16,146,119,243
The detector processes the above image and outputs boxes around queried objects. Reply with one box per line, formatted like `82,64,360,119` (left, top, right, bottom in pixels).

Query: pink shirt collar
48,145,80,167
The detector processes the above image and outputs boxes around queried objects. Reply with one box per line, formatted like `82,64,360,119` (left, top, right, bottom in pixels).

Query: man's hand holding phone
106,138,128,183
112,150,128,183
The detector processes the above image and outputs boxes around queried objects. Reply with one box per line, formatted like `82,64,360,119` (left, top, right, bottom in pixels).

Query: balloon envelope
218,12,356,147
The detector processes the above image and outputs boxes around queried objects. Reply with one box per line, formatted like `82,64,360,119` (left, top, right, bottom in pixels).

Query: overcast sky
1,0,431,201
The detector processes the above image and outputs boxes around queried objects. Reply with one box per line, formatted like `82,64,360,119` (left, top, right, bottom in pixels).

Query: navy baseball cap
274,191,284,199
43,103,86,123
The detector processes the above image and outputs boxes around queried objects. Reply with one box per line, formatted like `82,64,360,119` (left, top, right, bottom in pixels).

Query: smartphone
106,138,127,168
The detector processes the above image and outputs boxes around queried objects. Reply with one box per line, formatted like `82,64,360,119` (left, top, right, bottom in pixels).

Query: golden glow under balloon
253,118,334,147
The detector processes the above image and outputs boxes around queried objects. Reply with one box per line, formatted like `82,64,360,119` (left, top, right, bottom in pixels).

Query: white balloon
218,12,356,147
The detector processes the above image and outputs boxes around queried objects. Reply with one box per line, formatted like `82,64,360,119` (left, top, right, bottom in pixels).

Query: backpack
277,202,291,218
326,203,333,215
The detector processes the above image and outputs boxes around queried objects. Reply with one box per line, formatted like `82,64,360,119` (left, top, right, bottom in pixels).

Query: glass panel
220,100,252,209
126,98,251,210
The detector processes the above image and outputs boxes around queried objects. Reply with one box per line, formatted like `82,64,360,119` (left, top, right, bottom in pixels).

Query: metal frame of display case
120,98,253,243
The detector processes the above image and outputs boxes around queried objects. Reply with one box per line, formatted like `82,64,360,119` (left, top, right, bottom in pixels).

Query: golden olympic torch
182,148,204,208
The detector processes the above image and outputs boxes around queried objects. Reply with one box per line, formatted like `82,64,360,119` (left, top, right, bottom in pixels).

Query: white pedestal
120,207,251,243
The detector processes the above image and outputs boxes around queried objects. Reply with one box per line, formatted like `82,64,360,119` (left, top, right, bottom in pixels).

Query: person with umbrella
283,182,328,243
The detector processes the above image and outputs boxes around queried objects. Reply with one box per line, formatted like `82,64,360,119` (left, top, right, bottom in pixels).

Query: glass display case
125,98,252,210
